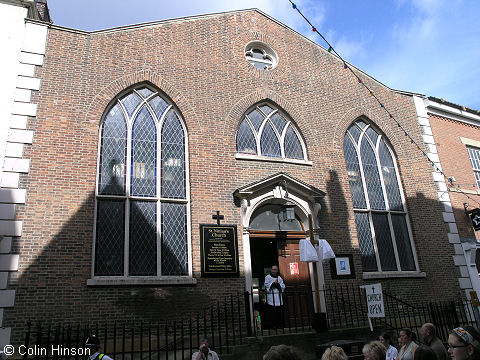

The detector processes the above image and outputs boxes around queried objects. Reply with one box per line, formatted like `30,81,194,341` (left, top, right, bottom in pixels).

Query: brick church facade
1,6,466,344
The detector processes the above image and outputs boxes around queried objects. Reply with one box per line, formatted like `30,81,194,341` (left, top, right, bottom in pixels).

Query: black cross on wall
212,211,224,225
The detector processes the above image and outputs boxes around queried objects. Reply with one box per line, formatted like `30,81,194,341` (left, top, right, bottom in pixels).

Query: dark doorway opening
249,234,313,331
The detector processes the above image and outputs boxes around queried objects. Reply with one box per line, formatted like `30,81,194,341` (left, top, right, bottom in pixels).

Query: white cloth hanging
299,238,319,262
317,239,335,263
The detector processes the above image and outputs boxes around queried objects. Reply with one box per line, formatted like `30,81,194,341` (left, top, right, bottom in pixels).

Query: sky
47,0,480,110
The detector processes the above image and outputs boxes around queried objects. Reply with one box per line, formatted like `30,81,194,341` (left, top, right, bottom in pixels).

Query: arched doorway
249,203,313,328
233,172,326,331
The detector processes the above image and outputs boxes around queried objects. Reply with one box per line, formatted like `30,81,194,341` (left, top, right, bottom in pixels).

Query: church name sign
200,225,239,277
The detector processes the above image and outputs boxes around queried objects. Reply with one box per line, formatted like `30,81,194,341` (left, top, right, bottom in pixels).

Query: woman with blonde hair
363,341,387,360
322,346,348,360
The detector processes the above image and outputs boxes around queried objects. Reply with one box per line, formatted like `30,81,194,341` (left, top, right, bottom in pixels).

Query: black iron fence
323,283,479,339
21,285,480,359
22,293,246,360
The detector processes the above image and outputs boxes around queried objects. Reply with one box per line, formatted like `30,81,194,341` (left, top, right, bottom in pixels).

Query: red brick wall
428,114,480,239
6,10,460,341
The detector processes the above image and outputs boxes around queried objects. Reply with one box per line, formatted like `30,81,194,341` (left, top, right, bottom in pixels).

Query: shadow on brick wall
5,168,464,342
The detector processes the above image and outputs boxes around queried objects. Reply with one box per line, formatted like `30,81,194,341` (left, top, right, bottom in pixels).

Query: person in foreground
263,344,303,360
414,346,437,360
85,335,114,360
363,341,387,360
398,328,419,360
321,346,348,360
421,323,448,360
192,339,219,360
380,333,398,360
448,326,480,360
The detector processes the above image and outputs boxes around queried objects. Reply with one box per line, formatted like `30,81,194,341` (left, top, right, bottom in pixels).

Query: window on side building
343,119,418,273
236,103,307,162
95,85,189,278
467,147,480,188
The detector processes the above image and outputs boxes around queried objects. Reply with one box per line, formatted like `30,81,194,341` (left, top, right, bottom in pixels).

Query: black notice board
200,224,239,277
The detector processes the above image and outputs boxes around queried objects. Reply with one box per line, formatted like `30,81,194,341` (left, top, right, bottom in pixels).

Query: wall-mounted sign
330,254,355,279
468,209,480,231
289,262,299,275
200,224,239,277
470,290,480,307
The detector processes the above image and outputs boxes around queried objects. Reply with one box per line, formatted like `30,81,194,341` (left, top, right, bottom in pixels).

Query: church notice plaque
200,224,239,277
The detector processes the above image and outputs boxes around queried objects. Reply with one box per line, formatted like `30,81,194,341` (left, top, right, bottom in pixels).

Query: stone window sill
235,153,313,166
87,277,197,286
362,271,426,280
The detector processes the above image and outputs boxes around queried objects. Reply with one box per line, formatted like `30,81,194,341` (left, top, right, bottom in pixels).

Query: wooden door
277,240,314,328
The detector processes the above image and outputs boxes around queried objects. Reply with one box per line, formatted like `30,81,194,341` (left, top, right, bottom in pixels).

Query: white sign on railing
365,283,385,318
361,283,385,331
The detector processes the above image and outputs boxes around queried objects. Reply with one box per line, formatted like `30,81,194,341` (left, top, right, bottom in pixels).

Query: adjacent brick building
1,7,465,344
414,96,480,299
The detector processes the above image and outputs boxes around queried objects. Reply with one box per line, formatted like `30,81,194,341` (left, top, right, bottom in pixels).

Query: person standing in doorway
264,264,286,329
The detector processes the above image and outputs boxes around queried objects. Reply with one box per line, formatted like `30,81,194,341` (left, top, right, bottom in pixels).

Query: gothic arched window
236,103,307,161
95,86,189,278
343,119,417,273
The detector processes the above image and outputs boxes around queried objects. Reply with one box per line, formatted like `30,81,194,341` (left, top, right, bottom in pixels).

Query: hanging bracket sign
466,208,480,231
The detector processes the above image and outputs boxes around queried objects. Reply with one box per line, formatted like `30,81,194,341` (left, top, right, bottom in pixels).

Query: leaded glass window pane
120,92,142,118
366,127,379,145
260,122,281,157
162,203,187,275
236,120,257,154
347,124,361,143
236,104,306,160
131,106,157,197
357,120,367,129
354,213,377,272
270,113,287,134
259,105,273,116
148,96,169,121
345,120,416,274
96,87,189,279
284,126,303,160
372,214,397,271
137,87,154,99
361,140,385,210
343,137,367,209
161,110,185,199
250,204,303,231
392,214,415,271
99,103,127,195
129,201,157,276
95,200,124,276
247,109,265,132
379,140,403,211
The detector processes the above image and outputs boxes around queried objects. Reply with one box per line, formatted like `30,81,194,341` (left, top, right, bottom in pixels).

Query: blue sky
48,0,480,110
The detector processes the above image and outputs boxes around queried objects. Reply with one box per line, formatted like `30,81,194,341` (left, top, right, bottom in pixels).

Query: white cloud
365,0,480,108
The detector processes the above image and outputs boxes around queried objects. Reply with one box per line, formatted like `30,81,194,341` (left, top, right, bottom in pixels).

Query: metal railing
22,284,480,359
22,293,246,360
